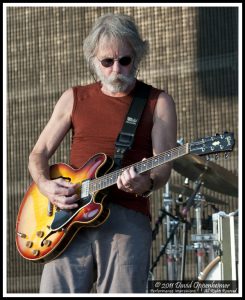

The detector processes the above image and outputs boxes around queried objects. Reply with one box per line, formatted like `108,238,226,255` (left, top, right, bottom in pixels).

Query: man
28,13,177,293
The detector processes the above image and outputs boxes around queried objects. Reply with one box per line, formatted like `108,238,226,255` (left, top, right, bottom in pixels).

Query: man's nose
112,60,121,73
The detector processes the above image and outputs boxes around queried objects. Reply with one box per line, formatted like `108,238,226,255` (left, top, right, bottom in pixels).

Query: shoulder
55,87,74,110
154,90,176,119
157,90,175,105
51,87,76,119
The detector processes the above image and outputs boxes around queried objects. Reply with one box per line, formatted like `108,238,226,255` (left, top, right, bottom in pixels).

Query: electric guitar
16,132,235,263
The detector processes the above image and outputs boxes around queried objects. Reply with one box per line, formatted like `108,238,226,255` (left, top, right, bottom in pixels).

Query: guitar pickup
81,179,90,198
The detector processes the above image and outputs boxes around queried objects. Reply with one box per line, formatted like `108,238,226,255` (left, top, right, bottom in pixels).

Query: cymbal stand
150,182,179,275
163,182,178,280
190,180,206,277
150,207,190,279
150,210,180,274
180,217,188,280
163,182,190,280
150,182,191,279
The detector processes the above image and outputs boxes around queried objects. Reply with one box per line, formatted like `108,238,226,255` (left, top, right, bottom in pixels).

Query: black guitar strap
114,81,151,168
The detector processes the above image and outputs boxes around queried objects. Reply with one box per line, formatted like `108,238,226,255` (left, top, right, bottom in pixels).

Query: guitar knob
36,231,44,238
26,241,33,248
32,250,40,256
43,240,52,247
16,232,26,238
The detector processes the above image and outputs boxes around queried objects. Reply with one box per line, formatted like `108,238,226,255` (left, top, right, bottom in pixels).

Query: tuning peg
215,153,219,160
177,138,184,145
224,152,229,159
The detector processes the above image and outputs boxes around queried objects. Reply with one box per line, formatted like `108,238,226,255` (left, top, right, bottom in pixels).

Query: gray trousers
39,203,152,293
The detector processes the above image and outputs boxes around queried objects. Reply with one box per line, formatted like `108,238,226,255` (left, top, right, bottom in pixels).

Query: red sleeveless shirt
70,80,162,217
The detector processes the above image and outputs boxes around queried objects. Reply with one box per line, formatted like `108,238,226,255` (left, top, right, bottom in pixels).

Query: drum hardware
150,215,181,274
190,215,213,231
180,218,188,281
163,182,179,280
191,233,220,264
181,178,204,217
173,152,238,197
171,183,227,206
191,233,218,242
178,177,212,276
150,182,191,280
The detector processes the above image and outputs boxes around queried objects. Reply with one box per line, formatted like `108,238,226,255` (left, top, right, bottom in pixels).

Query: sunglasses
97,56,132,68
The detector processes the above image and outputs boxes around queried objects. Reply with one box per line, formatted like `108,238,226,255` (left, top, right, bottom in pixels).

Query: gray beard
93,61,136,94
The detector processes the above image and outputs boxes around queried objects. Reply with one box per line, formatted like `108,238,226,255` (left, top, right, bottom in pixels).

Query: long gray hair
83,13,148,71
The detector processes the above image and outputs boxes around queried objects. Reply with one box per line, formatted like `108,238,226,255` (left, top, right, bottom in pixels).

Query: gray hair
83,13,148,70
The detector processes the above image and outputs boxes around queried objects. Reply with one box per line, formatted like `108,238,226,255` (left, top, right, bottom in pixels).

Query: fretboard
89,143,189,193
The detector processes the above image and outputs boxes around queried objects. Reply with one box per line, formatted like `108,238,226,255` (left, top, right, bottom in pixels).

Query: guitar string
81,134,229,194
88,144,189,193
88,135,227,193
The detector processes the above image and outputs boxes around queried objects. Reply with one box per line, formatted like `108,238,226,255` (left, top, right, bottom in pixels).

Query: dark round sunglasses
98,56,132,68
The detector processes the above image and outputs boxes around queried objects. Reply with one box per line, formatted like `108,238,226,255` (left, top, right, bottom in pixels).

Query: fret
134,164,141,173
142,162,147,172
147,159,153,170
88,144,190,193
153,157,159,167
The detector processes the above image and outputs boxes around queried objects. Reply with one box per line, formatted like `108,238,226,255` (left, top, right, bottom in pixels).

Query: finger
117,175,124,190
120,176,128,187
53,180,79,196
128,166,137,179
59,194,80,204
52,185,76,197
121,169,132,185
117,176,131,192
54,194,79,209
55,178,78,189
56,201,79,210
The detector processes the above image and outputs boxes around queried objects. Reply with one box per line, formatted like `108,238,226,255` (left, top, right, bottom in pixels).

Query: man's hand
117,160,152,195
38,178,80,210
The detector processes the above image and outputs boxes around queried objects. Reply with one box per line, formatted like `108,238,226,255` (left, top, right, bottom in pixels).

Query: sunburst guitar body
16,153,113,263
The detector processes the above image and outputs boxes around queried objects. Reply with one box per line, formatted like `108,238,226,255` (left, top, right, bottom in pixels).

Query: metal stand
150,212,180,274
194,196,206,276
163,183,177,280
150,182,191,281
180,221,188,280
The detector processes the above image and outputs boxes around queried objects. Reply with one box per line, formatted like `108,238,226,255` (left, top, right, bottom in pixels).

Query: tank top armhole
71,86,78,125
150,87,162,115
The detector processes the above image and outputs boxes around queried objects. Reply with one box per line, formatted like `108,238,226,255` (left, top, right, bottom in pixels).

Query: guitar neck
89,143,189,193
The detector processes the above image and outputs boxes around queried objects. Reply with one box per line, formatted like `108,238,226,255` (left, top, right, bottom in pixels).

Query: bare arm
117,91,177,195
150,91,177,189
28,88,79,209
